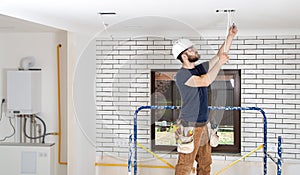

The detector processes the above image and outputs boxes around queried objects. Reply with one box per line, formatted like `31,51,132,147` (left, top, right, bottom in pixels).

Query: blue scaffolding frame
127,106,282,175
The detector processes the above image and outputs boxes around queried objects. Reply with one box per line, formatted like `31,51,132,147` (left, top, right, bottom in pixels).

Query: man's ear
181,53,188,62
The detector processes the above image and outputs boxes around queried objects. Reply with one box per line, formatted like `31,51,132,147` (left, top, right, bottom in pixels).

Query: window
151,69,241,153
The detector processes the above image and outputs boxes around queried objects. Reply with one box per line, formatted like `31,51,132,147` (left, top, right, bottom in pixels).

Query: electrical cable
222,10,236,54
34,115,46,143
230,11,235,26
0,99,16,142
0,116,16,142
23,116,42,142
23,114,57,143
98,13,113,39
0,99,5,121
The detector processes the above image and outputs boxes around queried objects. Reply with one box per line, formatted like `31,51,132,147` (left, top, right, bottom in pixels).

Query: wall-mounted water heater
7,70,41,114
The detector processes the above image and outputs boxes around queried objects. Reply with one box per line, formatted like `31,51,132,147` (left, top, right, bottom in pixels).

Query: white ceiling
0,0,300,37
0,14,60,33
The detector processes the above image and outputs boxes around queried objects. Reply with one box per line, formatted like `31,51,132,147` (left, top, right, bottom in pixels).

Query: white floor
96,156,300,175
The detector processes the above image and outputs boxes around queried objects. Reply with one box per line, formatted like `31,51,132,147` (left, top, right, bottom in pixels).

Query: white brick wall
96,35,300,163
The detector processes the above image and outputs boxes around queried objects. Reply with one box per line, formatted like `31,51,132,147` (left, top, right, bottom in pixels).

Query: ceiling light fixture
98,12,116,16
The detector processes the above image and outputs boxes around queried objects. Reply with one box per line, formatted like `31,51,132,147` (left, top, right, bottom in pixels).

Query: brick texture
96,36,300,163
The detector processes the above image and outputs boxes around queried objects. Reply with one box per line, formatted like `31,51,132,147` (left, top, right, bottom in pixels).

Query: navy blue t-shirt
175,61,209,123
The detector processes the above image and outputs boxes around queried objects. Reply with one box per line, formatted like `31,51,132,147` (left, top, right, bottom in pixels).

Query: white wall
0,29,97,175
0,32,67,175
67,32,96,175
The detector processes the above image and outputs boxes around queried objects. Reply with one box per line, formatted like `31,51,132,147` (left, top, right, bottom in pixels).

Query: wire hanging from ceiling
216,9,236,53
98,12,115,39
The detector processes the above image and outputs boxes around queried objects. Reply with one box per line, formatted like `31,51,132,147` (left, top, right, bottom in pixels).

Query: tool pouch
207,122,219,147
174,120,194,154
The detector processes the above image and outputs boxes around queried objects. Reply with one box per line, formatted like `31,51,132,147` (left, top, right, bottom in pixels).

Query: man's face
183,46,200,62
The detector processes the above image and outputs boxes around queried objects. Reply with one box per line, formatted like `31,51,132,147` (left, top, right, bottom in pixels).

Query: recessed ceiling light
98,12,116,16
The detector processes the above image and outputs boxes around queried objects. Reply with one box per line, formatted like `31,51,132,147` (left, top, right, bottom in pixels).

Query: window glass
151,69,241,153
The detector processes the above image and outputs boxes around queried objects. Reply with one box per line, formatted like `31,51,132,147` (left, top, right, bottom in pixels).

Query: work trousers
175,125,212,175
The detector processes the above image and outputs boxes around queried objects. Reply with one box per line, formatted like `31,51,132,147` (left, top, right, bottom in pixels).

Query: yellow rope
95,163,172,169
214,144,264,175
96,143,264,173
137,142,175,169
95,142,176,169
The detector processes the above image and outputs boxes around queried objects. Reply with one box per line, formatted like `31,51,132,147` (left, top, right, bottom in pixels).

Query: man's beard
188,55,199,62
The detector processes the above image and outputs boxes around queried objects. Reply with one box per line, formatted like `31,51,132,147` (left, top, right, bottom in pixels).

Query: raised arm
185,25,238,87
185,53,229,87
218,24,238,55
209,25,238,71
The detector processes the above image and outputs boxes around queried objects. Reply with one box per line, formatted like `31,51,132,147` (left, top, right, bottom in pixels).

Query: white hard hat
172,39,194,59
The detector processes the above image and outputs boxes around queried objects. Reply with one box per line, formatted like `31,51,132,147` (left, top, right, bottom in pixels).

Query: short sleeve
195,61,209,74
202,61,209,73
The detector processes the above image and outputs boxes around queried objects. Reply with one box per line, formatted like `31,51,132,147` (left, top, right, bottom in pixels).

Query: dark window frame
150,69,241,153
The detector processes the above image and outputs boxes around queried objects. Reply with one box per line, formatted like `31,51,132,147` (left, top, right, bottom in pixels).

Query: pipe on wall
57,44,67,165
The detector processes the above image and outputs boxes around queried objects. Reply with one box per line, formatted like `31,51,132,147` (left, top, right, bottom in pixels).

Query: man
172,25,238,175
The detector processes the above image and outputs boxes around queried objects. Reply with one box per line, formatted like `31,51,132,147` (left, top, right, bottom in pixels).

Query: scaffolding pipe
128,134,133,174
131,106,179,175
277,136,282,175
128,106,268,175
